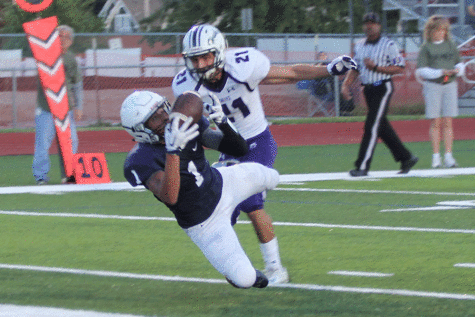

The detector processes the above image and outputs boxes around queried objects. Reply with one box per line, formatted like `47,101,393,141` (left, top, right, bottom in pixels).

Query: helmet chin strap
203,67,217,80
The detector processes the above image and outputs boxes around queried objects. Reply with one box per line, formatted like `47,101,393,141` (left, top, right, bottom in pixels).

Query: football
171,91,203,124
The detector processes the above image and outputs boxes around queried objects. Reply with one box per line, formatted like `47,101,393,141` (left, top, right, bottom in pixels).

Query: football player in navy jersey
172,24,357,284
122,90,280,289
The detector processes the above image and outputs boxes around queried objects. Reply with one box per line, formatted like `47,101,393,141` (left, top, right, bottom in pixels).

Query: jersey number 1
221,97,250,122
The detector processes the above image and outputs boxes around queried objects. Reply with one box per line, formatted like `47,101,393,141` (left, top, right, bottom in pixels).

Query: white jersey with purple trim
172,47,270,140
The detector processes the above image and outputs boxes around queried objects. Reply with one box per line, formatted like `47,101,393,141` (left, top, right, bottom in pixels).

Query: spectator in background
416,15,463,168
32,25,83,185
341,12,418,177
299,52,355,116
466,0,475,30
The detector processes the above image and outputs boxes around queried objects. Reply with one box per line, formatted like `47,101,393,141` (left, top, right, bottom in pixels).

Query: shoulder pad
172,68,198,97
224,47,269,83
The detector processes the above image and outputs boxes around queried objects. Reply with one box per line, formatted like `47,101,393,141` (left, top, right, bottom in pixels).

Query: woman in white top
416,15,464,168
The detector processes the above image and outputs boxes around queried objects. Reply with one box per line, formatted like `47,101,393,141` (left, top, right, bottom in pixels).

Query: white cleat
444,156,458,168
432,155,441,168
265,267,289,285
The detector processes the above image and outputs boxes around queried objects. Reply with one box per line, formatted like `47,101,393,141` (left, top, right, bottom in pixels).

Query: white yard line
0,264,473,301
328,271,394,277
0,304,147,317
1,167,475,195
1,210,475,234
380,206,471,212
454,263,475,268
276,187,475,197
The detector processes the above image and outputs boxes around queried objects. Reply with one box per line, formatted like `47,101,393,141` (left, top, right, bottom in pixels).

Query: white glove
204,93,226,125
165,115,199,154
327,55,358,76
455,62,464,77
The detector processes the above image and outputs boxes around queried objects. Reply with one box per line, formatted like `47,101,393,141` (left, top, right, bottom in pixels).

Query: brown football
171,91,203,124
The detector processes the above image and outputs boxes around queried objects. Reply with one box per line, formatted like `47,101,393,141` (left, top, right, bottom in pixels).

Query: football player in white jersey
172,24,357,285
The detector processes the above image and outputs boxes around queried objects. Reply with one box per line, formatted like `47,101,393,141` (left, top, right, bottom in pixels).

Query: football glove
327,55,357,76
165,115,199,155
204,93,227,125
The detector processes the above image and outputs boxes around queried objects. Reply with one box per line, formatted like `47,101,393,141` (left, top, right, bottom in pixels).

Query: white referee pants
184,162,279,288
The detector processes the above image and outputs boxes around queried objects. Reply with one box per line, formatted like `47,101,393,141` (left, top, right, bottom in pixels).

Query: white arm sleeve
415,67,443,80
455,62,464,77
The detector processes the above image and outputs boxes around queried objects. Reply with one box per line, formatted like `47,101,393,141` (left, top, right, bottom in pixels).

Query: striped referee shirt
354,36,405,85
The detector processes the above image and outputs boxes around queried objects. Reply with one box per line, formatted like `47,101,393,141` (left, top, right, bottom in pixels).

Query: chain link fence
0,32,473,129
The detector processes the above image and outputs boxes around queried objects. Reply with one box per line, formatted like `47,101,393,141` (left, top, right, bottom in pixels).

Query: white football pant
184,162,279,288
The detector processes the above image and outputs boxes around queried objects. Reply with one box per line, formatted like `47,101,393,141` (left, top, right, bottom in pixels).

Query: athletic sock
259,237,283,271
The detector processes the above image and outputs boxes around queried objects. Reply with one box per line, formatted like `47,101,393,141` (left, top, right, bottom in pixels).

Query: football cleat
252,269,269,288
265,267,289,285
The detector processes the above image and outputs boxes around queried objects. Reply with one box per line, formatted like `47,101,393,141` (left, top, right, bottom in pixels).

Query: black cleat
399,156,418,174
252,269,269,288
349,169,368,177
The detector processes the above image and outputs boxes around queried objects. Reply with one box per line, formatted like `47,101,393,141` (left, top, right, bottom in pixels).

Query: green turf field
1,140,474,316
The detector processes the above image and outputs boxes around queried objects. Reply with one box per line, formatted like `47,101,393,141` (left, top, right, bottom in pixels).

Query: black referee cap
363,12,381,24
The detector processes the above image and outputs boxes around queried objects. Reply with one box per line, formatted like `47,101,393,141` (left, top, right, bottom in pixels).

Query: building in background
98,0,162,33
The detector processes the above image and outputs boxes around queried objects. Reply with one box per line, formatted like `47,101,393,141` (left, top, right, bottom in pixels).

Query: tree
1,0,105,55
1,0,104,33
140,0,377,34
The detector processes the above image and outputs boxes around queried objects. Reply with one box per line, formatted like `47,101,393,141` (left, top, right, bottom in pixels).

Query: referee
341,12,418,177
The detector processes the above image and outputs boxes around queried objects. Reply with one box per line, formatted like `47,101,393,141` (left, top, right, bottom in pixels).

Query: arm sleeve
201,120,248,157
455,62,464,77
416,67,443,79
216,120,248,157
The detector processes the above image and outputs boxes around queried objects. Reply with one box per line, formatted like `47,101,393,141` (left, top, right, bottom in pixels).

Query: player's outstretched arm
262,55,357,84
262,64,330,84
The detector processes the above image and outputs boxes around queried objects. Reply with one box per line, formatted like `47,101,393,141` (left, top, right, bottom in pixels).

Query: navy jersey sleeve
124,143,167,187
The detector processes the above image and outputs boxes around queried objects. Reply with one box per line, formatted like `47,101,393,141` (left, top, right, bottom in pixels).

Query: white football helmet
120,90,171,143
182,24,227,82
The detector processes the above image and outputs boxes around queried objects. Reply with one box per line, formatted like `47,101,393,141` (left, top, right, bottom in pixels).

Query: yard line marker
0,264,473,301
454,263,475,268
2,210,475,234
328,271,394,277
